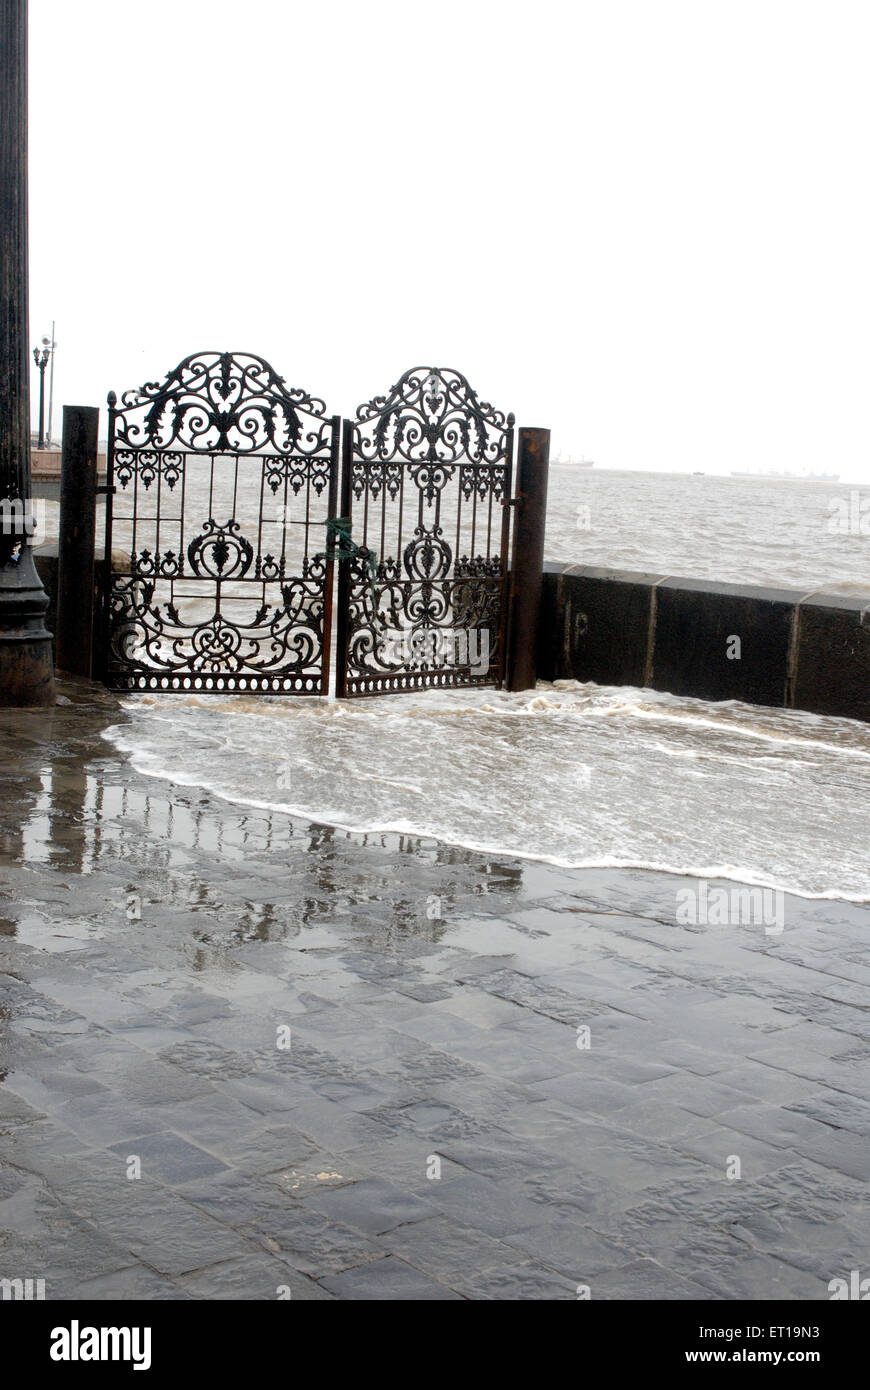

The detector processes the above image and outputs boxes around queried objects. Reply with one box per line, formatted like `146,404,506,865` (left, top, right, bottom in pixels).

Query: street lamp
32,335,51,449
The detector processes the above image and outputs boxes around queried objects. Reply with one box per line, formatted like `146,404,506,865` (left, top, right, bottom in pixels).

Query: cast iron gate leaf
103,351,339,694
335,367,515,697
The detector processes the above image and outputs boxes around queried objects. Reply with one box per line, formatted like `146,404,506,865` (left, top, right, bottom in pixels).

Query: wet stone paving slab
0,687,869,1299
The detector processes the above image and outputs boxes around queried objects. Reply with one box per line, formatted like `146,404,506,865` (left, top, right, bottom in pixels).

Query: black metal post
56,406,99,678
97,390,117,687
0,0,55,706
506,426,550,692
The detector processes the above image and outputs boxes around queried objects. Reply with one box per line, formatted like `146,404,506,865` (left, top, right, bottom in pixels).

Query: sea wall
32,549,870,722
538,562,870,723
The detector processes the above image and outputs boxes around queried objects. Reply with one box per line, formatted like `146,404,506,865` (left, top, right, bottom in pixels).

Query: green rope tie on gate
315,516,380,615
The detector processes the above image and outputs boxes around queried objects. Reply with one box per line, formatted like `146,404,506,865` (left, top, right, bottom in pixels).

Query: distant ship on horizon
552,453,594,468
730,469,841,482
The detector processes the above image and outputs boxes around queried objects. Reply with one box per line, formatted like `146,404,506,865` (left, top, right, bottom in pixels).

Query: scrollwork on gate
107,570,328,691
186,519,254,580
354,366,513,468
112,351,333,456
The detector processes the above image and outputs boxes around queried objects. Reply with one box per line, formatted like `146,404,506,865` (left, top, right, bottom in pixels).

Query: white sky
28,0,870,478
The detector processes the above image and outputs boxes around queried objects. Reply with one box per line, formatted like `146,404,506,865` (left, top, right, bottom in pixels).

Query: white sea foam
103,679,870,903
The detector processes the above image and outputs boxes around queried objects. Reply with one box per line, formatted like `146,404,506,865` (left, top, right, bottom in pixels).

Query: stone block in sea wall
792,592,870,723
538,563,665,688
650,576,804,707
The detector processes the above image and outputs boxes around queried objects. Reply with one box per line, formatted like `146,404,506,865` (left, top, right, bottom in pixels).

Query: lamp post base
0,547,55,707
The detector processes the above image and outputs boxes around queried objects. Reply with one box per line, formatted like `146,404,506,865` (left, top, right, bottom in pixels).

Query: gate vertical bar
334,418,353,698
56,405,99,677
506,425,550,692
320,413,341,694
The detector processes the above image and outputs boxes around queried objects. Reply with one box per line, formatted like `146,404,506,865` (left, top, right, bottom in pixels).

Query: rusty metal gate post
506,426,550,691
56,404,99,677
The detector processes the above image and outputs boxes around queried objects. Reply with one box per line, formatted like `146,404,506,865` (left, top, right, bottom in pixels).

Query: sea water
96,469,870,901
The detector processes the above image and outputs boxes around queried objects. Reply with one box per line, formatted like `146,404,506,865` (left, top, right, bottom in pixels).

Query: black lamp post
33,335,50,448
0,0,55,706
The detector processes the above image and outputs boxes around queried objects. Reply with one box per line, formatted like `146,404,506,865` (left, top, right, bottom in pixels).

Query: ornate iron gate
335,367,515,697
103,351,339,694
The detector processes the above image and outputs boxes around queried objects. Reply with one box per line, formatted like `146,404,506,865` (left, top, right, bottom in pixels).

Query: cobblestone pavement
1,685,868,1299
